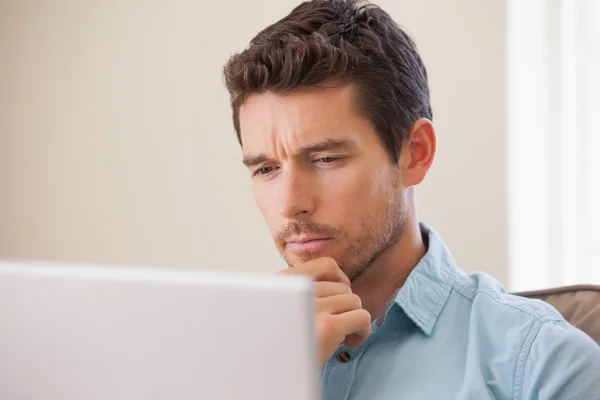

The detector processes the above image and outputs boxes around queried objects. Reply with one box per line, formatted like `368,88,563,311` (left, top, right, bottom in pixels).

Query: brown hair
222,0,432,163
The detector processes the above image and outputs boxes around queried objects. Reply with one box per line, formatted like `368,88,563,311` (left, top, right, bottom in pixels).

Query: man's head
223,0,435,280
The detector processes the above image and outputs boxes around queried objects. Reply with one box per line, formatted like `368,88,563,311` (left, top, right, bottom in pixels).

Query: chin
283,250,330,267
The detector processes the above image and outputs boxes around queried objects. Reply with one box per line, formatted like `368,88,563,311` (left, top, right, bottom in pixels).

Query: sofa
516,284,600,344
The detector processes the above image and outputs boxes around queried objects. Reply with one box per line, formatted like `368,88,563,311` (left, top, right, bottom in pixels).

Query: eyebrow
242,139,358,167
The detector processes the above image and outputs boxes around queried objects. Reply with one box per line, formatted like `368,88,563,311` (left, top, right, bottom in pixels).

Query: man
222,0,600,398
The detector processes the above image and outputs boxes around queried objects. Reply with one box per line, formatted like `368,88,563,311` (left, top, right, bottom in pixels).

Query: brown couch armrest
514,285,600,344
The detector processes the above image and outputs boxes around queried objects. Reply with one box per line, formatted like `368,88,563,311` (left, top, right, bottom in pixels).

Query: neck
351,194,426,321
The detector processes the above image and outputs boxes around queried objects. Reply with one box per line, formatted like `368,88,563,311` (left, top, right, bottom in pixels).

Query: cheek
324,165,398,223
320,168,379,220
252,186,281,233
328,165,383,203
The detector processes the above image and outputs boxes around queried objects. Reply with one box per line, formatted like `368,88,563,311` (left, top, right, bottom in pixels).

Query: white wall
394,1,509,285
0,1,508,285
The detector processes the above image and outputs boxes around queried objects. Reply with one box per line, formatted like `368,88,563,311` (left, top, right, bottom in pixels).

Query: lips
286,237,331,253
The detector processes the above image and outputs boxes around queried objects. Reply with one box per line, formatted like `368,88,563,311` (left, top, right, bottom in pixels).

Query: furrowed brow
242,139,357,167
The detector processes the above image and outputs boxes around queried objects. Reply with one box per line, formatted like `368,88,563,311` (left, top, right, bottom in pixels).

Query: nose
277,166,315,219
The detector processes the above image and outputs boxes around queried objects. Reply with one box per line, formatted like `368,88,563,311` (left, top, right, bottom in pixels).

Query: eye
252,165,277,177
314,156,342,164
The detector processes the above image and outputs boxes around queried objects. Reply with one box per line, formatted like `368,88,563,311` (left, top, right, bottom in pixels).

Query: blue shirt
322,224,600,399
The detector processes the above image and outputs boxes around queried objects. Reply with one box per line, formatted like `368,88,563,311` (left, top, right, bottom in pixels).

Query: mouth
286,237,332,253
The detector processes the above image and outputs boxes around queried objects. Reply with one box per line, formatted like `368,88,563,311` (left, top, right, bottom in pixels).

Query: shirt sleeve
519,320,600,400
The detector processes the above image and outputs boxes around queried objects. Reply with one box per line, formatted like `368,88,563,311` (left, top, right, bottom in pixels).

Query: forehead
239,83,375,153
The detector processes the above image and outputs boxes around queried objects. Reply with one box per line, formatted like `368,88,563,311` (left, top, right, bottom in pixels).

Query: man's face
239,84,407,281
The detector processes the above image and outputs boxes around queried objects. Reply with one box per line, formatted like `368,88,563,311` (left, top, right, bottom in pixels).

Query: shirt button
336,351,351,363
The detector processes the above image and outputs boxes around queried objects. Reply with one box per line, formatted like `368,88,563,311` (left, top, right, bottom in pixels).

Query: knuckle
348,293,362,309
340,283,352,294
322,257,337,271
359,309,371,323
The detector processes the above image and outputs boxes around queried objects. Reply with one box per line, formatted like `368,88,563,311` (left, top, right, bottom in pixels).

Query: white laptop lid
0,261,320,400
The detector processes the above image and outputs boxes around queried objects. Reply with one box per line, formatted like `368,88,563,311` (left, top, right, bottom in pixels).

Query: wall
0,0,508,285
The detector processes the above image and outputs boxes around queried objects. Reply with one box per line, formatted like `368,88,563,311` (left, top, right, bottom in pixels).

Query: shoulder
517,319,600,399
452,271,564,325
450,271,600,399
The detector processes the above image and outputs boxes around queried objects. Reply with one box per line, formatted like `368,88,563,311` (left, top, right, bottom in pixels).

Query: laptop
0,261,320,400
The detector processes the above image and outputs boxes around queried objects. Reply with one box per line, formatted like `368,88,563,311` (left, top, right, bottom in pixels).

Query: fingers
314,281,352,297
316,309,372,365
279,257,350,285
278,257,371,367
343,333,370,349
344,335,369,349
316,310,371,348
316,293,362,315
333,309,372,346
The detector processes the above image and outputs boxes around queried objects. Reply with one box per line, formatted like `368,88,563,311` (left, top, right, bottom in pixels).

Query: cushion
515,285,600,344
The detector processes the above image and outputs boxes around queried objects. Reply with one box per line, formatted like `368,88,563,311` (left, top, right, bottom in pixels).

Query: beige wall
0,1,508,285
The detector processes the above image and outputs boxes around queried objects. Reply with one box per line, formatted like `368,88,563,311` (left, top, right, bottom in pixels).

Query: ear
401,118,436,187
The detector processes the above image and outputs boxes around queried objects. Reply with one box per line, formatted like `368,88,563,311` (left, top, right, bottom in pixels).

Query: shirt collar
392,223,457,336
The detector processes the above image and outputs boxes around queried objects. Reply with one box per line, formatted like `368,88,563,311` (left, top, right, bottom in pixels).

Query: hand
279,257,372,367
